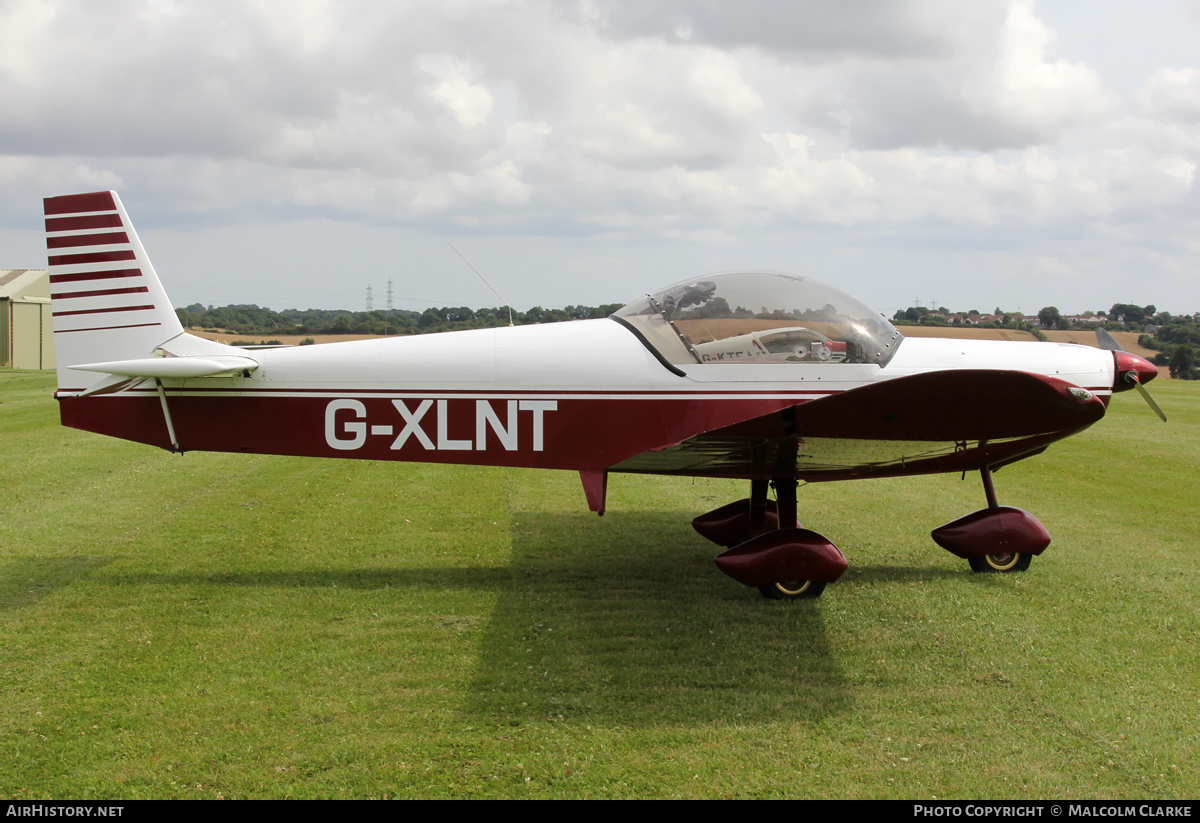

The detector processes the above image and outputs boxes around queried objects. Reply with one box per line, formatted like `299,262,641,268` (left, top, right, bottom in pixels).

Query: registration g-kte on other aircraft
44,191,1166,600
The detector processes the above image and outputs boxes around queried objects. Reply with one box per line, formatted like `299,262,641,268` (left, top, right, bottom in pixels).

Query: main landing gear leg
772,478,798,532
757,477,828,600
931,465,1049,573
748,477,769,538
694,477,848,601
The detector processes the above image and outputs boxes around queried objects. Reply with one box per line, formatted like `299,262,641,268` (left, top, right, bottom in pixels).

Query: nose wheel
933,466,1049,573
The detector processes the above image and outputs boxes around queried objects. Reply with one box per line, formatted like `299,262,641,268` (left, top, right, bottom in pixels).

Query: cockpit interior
612,271,903,368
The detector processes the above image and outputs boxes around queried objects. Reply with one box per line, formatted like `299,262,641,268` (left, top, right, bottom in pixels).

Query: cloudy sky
2,0,1199,317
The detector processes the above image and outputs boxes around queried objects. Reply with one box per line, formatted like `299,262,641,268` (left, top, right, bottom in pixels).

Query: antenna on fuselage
448,243,515,327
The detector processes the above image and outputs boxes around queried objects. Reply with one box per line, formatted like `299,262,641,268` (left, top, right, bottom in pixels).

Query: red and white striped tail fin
45,191,184,393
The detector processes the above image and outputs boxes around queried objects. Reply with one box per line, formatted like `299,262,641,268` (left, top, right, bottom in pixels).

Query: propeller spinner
1097,328,1167,422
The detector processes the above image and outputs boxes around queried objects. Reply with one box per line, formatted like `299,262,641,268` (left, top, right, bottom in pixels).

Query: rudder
45,191,184,392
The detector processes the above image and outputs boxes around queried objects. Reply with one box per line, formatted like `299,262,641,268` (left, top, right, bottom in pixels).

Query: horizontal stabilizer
71,355,259,379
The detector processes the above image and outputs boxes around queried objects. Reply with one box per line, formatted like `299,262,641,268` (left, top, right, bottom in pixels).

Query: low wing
612,370,1106,480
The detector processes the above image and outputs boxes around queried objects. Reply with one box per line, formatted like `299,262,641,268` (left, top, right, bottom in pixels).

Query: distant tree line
176,302,625,338
1040,302,1199,380
1139,314,1200,380
892,305,1049,341
892,302,1183,333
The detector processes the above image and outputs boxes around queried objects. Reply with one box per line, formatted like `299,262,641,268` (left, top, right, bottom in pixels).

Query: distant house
1,269,54,369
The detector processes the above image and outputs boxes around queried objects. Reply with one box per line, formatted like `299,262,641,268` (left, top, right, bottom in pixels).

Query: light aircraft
44,191,1164,599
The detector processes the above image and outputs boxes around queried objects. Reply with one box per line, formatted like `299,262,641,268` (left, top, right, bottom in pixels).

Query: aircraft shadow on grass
466,509,857,726
0,555,114,612
459,509,990,727
92,509,889,725
94,508,1008,726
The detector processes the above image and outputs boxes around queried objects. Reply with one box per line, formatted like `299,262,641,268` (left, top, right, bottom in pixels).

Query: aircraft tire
968,553,1033,573
758,580,826,600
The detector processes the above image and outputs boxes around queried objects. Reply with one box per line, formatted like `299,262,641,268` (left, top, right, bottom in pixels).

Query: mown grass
1,369,1196,799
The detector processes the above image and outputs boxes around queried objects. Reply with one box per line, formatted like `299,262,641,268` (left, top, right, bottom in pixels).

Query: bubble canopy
611,271,903,368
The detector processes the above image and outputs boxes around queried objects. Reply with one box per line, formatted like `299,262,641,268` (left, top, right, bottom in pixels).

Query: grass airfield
1,369,1196,799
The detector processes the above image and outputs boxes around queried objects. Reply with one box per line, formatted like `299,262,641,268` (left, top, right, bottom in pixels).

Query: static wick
448,243,514,327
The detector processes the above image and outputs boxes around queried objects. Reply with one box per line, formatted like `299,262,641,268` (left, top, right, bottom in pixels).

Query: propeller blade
1096,327,1123,351
1128,376,1166,422
1131,375,1168,422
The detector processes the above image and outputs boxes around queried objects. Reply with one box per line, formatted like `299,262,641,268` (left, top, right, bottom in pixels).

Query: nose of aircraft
1112,350,1158,392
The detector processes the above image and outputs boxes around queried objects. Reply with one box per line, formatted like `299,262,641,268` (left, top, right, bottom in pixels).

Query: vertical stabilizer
45,191,184,392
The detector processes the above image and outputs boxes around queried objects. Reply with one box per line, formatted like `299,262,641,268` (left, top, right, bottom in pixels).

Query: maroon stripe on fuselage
46,232,129,249
48,250,137,266
46,214,124,232
45,192,116,215
50,268,140,284
58,393,803,471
